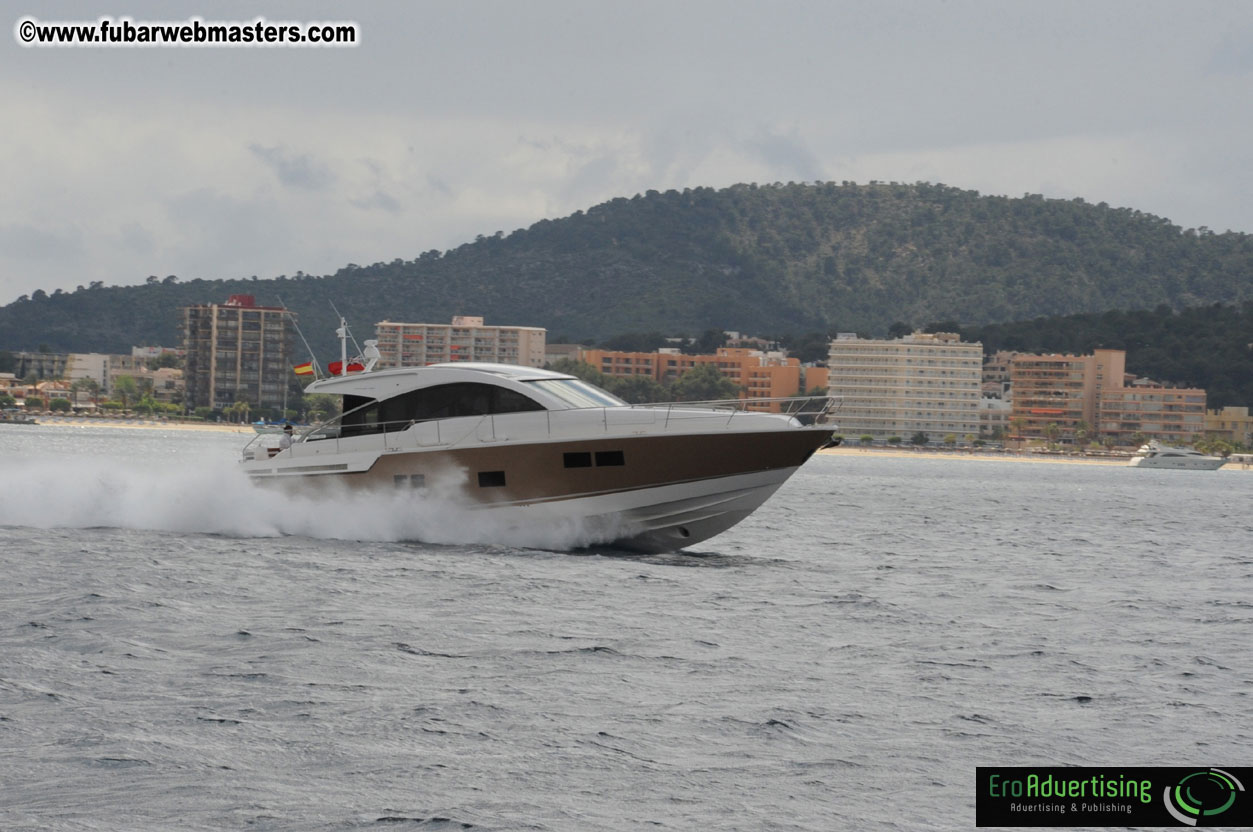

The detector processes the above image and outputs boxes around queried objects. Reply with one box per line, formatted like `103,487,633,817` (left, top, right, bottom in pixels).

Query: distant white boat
1127,441,1225,470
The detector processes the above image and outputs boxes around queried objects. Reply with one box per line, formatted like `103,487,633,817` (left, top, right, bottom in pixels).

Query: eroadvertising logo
1163,769,1246,826
975,767,1251,827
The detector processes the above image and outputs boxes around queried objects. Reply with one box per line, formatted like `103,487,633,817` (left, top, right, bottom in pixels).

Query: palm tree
112,375,138,412
226,398,252,424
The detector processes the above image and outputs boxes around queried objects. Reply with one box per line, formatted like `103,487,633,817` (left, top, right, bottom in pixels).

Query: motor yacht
1127,440,1225,470
240,336,837,552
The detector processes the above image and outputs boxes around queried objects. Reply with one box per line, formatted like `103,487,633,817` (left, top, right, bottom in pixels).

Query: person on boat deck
279,423,294,450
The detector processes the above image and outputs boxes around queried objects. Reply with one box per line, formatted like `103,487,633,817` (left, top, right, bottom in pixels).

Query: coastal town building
180,294,295,412
544,343,583,366
1096,382,1207,444
824,331,983,441
131,346,184,361
1008,350,1124,439
10,351,69,381
67,353,109,390
580,346,806,412
803,366,829,394
1204,406,1253,446
1009,349,1206,444
979,397,1012,437
66,351,185,404
981,350,1018,399
373,316,546,369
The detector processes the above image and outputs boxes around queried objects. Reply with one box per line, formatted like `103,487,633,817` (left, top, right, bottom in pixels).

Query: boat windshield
524,378,626,409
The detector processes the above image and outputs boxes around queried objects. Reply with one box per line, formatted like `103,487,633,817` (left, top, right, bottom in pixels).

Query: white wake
0,453,625,551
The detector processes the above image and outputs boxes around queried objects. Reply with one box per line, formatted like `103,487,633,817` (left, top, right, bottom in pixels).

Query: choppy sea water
0,425,1250,831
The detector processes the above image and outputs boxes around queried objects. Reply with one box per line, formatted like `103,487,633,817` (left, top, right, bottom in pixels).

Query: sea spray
0,451,628,550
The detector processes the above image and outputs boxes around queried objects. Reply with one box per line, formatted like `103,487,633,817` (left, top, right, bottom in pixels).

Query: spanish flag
293,362,314,376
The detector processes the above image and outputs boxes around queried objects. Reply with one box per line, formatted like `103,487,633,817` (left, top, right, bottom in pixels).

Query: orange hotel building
1009,348,1206,443
580,347,818,412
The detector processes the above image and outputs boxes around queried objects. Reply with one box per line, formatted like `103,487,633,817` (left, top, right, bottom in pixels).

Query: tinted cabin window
341,395,380,437
564,452,592,468
595,450,625,467
478,470,506,488
340,384,543,436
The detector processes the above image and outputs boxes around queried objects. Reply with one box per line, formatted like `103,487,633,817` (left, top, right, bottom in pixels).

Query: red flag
328,360,365,376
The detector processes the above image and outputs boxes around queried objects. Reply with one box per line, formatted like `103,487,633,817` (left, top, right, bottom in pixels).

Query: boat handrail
629,395,838,420
240,395,839,461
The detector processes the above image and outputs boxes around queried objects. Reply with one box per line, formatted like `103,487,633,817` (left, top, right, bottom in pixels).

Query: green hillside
2,182,1251,356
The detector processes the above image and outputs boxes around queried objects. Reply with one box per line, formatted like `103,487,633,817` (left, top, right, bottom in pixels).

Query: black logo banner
976,767,1251,827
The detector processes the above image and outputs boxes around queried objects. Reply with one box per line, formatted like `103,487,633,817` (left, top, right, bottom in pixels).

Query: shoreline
15,416,253,434
818,446,1126,465
818,445,1252,469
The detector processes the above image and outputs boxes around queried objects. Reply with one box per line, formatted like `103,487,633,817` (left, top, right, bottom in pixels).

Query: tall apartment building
1009,349,1124,437
181,295,294,411
580,347,803,412
374,316,546,369
1009,349,1206,443
825,331,983,441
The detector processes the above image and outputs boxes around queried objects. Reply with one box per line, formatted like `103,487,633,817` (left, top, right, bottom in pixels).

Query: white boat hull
509,467,797,552
1127,456,1225,470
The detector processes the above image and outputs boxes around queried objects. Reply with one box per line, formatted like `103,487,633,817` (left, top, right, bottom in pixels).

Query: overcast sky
3,0,1252,303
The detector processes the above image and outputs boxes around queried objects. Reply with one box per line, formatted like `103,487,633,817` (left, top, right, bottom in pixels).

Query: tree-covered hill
2,181,1251,356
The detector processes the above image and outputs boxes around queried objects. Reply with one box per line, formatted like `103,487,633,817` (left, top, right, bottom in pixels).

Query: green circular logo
1163,769,1244,826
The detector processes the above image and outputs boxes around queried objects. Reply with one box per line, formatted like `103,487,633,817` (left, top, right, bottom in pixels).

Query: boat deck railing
241,395,838,462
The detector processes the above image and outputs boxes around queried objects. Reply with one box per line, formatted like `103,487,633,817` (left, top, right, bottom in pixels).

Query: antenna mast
276,295,323,380
329,301,364,359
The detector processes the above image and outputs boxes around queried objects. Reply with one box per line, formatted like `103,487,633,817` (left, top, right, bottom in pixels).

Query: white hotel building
827,331,983,441
374,316,547,369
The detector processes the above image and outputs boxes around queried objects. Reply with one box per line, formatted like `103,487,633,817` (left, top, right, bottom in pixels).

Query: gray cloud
117,222,155,255
744,129,825,184
350,191,402,214
0,223,84,263
249,144,336,191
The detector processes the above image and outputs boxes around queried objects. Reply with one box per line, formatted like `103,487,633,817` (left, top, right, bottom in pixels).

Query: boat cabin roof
304,362,626,412
306,362,570,397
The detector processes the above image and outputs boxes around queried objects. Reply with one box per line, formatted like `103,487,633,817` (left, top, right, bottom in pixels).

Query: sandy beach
818,445,1129,465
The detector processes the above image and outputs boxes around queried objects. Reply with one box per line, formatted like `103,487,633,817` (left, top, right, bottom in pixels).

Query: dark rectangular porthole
563,452,592,468
478,470,506,488
394,474,426,488
595,450,625,467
